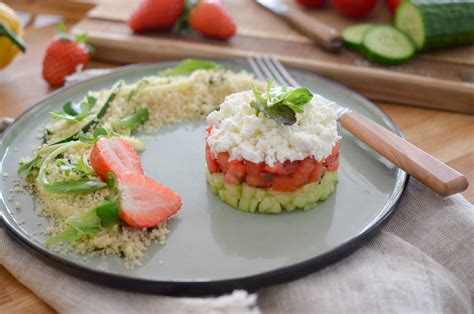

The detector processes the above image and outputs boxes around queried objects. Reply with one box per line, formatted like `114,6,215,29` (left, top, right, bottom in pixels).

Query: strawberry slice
90,137,144,181
117,172,182,228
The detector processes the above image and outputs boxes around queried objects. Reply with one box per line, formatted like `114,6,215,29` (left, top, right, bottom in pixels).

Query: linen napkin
1,177,473,313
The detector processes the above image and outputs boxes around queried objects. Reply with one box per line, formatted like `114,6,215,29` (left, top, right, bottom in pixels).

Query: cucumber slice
342,23,374,51
361,25,415,65
395,0,474,51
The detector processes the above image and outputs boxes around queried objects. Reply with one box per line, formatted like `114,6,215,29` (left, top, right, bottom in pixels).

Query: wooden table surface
0,23,473,314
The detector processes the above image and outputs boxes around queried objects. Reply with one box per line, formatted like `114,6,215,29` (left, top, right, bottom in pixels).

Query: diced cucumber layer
206,170,338,214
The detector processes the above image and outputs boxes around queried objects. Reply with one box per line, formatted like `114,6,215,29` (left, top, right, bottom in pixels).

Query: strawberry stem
0,21,27,52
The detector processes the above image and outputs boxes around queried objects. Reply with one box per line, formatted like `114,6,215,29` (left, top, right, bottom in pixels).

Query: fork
247,56,469,197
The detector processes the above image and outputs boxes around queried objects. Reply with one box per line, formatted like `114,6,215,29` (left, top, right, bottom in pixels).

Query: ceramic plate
0,60,406,295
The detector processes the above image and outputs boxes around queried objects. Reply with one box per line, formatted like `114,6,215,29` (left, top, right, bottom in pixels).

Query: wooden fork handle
339,111,469,197
282,6,342,51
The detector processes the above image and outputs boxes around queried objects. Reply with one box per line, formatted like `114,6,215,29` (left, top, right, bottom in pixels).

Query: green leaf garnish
45,207,101,246
45,174,120,246
17,156,40,179
95,200,119,229
42,179,106,194
111,108,149,131
127,80,149,103
76,156,95,176
51,81,123,145
250,80,313,125
50,96,97,123
159,59,223,77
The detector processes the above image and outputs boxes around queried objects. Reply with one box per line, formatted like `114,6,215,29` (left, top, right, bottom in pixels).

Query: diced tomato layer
205,133,340,191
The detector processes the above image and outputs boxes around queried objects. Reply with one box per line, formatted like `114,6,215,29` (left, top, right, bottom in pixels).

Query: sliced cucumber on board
361,25,415,65
342,23,374,50
395,0,474,51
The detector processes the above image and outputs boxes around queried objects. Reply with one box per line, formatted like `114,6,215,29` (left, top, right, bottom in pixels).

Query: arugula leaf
127,80,148,103
51,81,123,145
76,156,95,176
56,160,75,176
18,156,40,179
250,80,313,126
78,127,109,144
160,59,223,77
45,174,120,246
50,96,97,122
45,207,101,246
95,200,119,228
111,108,149,131
43,179,107,194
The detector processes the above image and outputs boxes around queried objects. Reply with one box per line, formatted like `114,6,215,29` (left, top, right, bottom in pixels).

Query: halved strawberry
117,172,182,228
90,137,144,181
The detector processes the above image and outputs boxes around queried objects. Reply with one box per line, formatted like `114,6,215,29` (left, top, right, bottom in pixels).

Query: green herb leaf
51,81,123,145
127,80,149,103
250,80,313,126
264,104,297,125
111,108,149,131
17,156,40,179
284,88,313,107
45,207,101,246
43,179,107,194
95,200,119,229
76,156,95,176
160,59,223,77
50,97,97,123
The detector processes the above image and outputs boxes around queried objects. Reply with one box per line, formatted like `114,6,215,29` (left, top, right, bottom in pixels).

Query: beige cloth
1,178,473,313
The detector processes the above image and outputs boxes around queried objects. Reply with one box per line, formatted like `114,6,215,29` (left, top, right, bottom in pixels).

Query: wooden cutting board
71,0,474,113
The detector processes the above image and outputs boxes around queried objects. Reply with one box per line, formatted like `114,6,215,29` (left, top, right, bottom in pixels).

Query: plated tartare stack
205,82,340,213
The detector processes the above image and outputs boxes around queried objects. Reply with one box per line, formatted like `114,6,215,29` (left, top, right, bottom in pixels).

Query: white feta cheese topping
206,90,340,166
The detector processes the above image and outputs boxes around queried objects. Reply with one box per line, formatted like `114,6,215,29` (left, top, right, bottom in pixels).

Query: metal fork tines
247,56,350,117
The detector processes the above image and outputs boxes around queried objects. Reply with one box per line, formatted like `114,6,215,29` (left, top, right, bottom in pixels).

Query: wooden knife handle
282,6,342,51
339,111,469,197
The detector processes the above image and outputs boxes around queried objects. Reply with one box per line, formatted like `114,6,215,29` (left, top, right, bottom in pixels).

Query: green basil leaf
284,88,313,107
17,156,40,179
267,86,290,106
264,104,297,126
96,200,119,228
160,59,222,77
45,227,81,246
43,179,107,194
111,108,149,131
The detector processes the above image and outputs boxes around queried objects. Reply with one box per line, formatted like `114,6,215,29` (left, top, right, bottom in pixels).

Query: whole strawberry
189,0,236,40
128,0,185,32
42,30,90,87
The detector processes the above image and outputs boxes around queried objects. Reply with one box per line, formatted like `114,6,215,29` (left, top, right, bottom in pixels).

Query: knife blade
256,0,342,51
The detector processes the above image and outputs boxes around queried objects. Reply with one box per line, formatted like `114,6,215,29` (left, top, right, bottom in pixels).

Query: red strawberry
189,0,236,40
117,172,182,228
42,33,90,86
90,137,144,181
296,0,326,8
128,0,185,33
